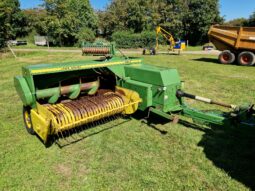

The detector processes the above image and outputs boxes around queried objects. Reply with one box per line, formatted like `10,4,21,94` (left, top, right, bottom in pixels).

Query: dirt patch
55,164,72,177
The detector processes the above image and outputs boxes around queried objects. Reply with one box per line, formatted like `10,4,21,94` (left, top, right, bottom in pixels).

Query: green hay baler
14,56,255,144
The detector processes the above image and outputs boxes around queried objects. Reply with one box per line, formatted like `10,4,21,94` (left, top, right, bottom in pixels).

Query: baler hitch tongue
176,90,237,109
176,90,255,127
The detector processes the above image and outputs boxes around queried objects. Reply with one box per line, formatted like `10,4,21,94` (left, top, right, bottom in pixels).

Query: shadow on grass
193,58,255,68
132,110,169,135
192,57,220,64
44,107,255,189
182,120,255,190
132,112,255,189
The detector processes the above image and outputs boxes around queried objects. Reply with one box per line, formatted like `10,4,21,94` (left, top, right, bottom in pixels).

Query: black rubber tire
218,50,235,64
150,48,156,55
22,106,35,135
142,49,146,55
237,51,255,66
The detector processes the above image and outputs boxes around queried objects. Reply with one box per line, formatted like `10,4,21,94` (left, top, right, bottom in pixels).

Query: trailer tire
218,50,235,64
23,106,35,135
237,51,255,66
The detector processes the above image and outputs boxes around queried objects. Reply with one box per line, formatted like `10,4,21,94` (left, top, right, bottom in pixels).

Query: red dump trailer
208,25,255,66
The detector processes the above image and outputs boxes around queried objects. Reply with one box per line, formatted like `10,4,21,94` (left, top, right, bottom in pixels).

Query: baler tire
218,50,235,64
142,49,146,55
23,107,35,135
237,51,255,66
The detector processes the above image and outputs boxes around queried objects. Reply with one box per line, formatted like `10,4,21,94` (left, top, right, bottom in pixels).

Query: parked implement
143,26,186,55
156,26,186,52
208,25,255,65
14,56,255,144
82,41,116,57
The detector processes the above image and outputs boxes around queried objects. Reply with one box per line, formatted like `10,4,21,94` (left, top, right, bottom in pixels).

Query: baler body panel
121,79,153,111
121,64,182,113
24,58,142,75
14,76,33,106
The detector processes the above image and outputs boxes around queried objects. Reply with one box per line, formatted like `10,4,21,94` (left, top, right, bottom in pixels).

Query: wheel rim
241,54,251,65
222,53,230,61
24,111,32,129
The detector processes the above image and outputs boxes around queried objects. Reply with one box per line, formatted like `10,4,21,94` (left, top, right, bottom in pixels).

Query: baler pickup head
31,87,140,143
14,57,142,143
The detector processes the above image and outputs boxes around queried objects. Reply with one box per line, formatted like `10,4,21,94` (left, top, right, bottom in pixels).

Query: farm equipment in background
82,41,116,57
143,26,186,55
8,40,27,46
14,56,255,145
202,43,214,51
156,26,186,52
142,47,156,55
34,36,48,46
208,25,255,66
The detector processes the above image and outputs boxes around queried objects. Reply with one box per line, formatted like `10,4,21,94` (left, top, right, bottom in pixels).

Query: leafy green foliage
224,18,248,26
33,0,98,46
183,0,223,44
23,8,47,36
226,11,255,27
244,11,255,26
98,0,223,45
0,0,29,48
76,27,96,45
112,31,165,48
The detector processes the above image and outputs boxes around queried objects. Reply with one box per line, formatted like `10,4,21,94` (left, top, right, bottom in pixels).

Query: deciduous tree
0,0,29,48
98,0,223,45
37,0,97,46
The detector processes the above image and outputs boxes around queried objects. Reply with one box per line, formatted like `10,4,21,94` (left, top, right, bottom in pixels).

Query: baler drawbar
14,56,255,144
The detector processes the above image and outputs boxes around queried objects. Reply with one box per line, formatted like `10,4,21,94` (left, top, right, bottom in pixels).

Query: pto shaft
176,90,237,109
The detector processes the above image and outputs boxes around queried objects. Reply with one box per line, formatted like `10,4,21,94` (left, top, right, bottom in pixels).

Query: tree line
225,13,255,27
0,0,255,48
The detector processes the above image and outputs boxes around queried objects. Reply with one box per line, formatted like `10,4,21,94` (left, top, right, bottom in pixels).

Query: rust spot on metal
43,90,132,136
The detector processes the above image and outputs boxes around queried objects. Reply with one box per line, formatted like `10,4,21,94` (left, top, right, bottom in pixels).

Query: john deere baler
14,57,255,144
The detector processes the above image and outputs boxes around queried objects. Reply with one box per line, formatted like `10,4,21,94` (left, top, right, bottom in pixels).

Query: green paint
14,55,254,127
182,105,226,126
14,76,33,106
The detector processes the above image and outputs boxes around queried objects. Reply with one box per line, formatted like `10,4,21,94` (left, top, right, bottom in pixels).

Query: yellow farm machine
14,55,255,145
143,26,186,55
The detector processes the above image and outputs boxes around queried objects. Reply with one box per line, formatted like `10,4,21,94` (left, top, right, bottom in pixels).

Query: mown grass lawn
0,51,255,191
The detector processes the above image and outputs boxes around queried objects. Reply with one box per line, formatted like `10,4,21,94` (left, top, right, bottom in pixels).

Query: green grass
152,44,204,51
186,45,203,51
0,51,255,190
12,43,203,52
12,42,81,50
